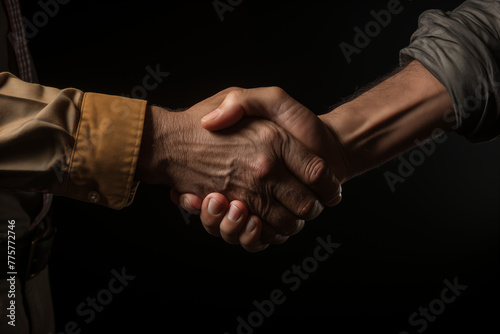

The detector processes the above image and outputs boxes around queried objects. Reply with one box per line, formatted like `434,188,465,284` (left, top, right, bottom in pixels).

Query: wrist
136,105,183,185
321,60,454,181
317,114,352,184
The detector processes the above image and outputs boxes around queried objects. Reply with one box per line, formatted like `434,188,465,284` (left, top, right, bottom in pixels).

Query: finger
271,169,324,221
200,193,229,237
190,87,242,113
201,107,244,131
328,188,342,207
201,87,320,148
201,89,246,131
259,223,289,245
202,87,343,206
171,188,202,213
277,135,342,210
201,87,287,131
253,195,306,236
238,215,269,253
219,201,249,245
178,193,203,214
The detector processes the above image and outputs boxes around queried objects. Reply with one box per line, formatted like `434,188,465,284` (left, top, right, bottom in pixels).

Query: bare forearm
321,60,455,182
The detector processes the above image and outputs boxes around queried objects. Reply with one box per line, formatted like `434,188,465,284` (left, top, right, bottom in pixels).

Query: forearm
136,104,182,186
0,72,147,209
320,60,454,182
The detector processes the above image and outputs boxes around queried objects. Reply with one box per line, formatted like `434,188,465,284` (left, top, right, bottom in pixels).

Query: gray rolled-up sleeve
400,0,500,143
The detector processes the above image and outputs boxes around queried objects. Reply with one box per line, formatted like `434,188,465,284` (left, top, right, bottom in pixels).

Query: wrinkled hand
172,87,348,251
136,88,340,252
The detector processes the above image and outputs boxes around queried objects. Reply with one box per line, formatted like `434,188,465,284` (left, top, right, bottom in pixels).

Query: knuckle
222,86,243,94
267,86,287,100
282,187,318,220
305,157,328,185
225,88,245,101
258,124,281,143
250,153,275,180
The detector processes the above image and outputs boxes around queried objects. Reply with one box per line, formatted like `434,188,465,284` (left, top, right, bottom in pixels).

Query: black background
19,0,500,333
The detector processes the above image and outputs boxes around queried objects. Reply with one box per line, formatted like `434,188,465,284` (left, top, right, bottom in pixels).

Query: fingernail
273,234,288,243
208,197,224,216
311,200,324,217
182,197,200,214
327,186,343,206
183,197,192,210
201,108,222,123
228,204,242,222
288,219,305,236
246,218,257,233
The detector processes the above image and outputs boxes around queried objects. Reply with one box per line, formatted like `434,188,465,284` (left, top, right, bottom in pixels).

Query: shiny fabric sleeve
400,0,500,143
0,72,147,209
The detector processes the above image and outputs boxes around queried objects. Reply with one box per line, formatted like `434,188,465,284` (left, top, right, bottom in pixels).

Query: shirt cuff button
88,191,101,203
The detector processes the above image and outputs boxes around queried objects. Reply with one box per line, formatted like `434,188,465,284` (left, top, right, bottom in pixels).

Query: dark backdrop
19,0,499,333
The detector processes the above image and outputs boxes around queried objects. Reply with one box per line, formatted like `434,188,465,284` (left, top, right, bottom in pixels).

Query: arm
399,0,500,143
200,62,454,184
0,72,146,209
0,75,335,245
320,60,454,181
324,0,500,179
178,61,453,241
182,0,500,250
135,89,337,231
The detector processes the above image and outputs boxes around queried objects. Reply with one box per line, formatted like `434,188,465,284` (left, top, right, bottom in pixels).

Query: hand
172,87,349,250
135,88,340,251
176,60,456,252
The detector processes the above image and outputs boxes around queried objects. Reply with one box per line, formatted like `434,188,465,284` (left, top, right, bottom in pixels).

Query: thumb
201,87,330,158
200,87,313,132
201,90,246,131
201,87,343,206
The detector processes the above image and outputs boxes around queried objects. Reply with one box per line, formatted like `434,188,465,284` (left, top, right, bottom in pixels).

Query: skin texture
135,88,340,251
174,60,455,252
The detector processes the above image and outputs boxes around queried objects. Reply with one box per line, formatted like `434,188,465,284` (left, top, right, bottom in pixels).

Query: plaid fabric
3,0,34,83
3,0,52,229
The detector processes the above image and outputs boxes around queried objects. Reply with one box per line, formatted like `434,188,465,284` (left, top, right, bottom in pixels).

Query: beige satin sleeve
0,72,147,209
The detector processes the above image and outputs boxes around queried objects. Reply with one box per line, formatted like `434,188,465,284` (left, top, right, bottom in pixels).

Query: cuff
399,4,500,142
63,92,147,209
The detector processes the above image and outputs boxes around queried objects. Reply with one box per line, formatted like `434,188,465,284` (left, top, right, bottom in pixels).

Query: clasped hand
137,87,347,252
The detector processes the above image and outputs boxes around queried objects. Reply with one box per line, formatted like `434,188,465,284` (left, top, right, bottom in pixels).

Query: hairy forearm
321,60,455,182
135,105,177,185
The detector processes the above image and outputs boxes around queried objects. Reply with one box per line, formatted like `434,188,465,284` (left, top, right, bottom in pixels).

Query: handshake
136,86,347,252
135,61,454,252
